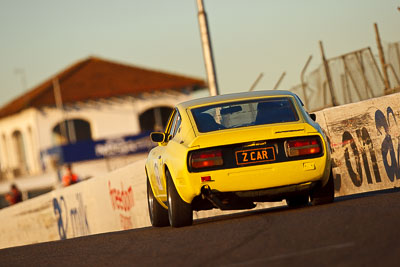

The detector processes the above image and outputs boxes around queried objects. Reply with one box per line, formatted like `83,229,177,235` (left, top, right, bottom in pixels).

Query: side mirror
150,132,166,143
309,113,317,121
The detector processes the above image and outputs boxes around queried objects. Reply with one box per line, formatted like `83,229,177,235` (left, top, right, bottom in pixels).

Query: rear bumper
235,180,317,201
177,155,330,204
192,180,322,211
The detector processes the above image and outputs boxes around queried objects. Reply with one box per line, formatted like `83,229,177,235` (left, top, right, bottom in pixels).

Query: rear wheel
310,170,335,205
166,170,193,227
286,194,309,208
147,176,169,227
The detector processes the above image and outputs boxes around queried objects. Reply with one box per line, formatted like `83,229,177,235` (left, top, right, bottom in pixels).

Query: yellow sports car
146,90,333,227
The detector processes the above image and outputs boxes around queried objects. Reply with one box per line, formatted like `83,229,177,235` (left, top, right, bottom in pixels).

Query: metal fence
386,41,400,89
290,42,400,112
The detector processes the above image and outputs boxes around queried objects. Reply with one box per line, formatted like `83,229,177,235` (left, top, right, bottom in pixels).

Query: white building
0,57,205,206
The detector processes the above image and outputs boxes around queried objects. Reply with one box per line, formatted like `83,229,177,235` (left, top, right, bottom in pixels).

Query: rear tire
166,170,193,227
286,194,309,208
147,177,169,227
310,170,335,205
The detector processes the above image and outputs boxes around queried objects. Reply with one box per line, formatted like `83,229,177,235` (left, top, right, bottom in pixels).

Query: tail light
285,137,321,157
190,149,223,169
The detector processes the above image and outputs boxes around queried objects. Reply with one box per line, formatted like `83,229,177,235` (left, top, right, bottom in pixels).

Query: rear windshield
191,97,299,133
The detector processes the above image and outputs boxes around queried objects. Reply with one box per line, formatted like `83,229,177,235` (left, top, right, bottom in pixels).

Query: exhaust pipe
201,185,227,210
201,185,256,210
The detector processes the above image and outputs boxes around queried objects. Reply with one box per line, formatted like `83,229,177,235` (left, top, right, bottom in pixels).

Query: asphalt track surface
1,189,400,267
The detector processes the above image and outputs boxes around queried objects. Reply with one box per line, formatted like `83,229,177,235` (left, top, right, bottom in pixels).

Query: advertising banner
42,132,154,164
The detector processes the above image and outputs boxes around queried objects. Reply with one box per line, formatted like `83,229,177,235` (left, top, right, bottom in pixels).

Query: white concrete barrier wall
0,159,150,249
316,92,400,196
1,92,400,249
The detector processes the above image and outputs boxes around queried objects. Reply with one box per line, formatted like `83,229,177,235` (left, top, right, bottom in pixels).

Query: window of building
52,119,92,145
1,134,7,173
139,106,173,132
12,130,28,176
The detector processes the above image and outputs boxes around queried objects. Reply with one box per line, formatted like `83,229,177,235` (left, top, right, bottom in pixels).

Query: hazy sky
0,0,399,107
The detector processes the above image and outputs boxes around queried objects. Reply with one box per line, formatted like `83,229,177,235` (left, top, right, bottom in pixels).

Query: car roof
177,90,299,110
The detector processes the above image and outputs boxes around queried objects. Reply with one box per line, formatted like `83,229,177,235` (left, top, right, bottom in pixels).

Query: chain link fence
386,41,400,88
290,42,400,112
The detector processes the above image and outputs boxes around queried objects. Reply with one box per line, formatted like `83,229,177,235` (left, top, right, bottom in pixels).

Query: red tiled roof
0,57,206,118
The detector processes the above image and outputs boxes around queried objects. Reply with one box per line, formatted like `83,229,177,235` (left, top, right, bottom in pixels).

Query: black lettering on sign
375,108,400,182
340,127,381,187
53,196,68,240
343,131,363,187
70,194,90,237
52,194,90,240
356,127,382,184
325,133,341,191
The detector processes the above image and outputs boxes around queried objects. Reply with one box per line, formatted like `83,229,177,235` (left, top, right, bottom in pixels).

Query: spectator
62,164,79,186
5,184,22,206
